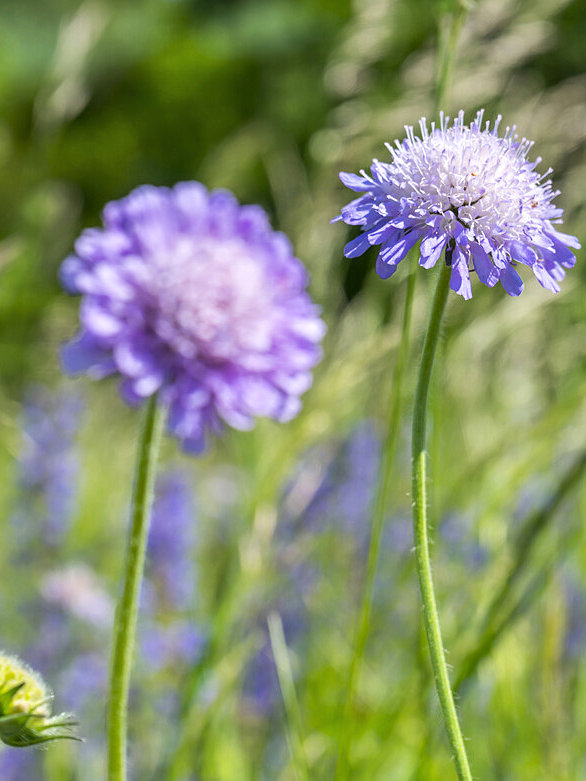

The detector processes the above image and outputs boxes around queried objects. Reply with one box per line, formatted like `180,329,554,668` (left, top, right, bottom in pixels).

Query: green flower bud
0,653,79,748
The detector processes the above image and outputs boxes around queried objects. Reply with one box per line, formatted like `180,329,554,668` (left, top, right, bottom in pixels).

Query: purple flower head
335,110,580,299
61,183,326,451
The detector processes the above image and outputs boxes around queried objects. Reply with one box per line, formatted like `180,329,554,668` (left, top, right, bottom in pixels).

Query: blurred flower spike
0,653,79,748
60,182,325,452
335,110,580,299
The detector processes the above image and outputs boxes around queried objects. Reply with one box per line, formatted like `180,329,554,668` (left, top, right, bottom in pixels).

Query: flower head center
150,237,274,360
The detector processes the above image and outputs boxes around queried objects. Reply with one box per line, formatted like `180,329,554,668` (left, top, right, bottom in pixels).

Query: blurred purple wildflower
61,182,325,451
14,387,82,546
335,110,579,298
562,573,586,661
439,511,488,570
140,620,205,674
59,652,108,713
0,747,40,780
244,642,279,715
41,563,114,628
383,513,413,556
243,603,306,716
147,471,196,611
305,422,380,543
139,470,205,672
281,422,381,545
25,610,71,677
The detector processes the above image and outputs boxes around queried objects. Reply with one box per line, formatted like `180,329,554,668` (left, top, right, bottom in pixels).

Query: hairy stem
412,260,472,781
107,396,165,781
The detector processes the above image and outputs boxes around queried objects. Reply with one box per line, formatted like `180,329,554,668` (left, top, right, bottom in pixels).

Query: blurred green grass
0,0,585,779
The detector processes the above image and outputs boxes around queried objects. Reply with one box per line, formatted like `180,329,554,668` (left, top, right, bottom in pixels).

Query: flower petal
344,232,373,258
470,243,498,287
449,246,472,300
420,234,447,269
498,263,524,296
339,172,373,191
531,261,561,293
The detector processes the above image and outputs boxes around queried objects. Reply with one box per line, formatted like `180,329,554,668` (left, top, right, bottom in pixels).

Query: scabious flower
335,110,580,298
0,653,77,747
14,387,82,547
60,183,325,450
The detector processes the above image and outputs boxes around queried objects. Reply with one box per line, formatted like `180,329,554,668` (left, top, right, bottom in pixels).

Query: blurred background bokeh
0,0,585,778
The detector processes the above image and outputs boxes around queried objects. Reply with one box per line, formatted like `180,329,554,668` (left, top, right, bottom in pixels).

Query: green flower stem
412,259,472,781
107,395,165,781
335,268,416,780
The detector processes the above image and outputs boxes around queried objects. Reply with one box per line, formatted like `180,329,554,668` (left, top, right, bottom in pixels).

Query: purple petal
470,243,498,287
59,255,84,294
236,204,271,238
113,338,162,379
450,246,472,299
498,263,524,296
172,181,209,224
379,230,421,266
507,241,537,266
531,262,560,293
339,172,373,192
81,299,124,338
420,233,447,269
344,232,373,258
367,223,398,246
340,196,374,226
550,229,581,250
546,232,578,267
375,253,399,279
61,332,115,378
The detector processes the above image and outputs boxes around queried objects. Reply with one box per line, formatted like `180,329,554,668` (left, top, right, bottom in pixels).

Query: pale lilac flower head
61,183,325,451
41,563,114,628
335,110,580,298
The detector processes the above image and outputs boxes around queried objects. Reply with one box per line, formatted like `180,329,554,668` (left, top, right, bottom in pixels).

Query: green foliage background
0,0,585,779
